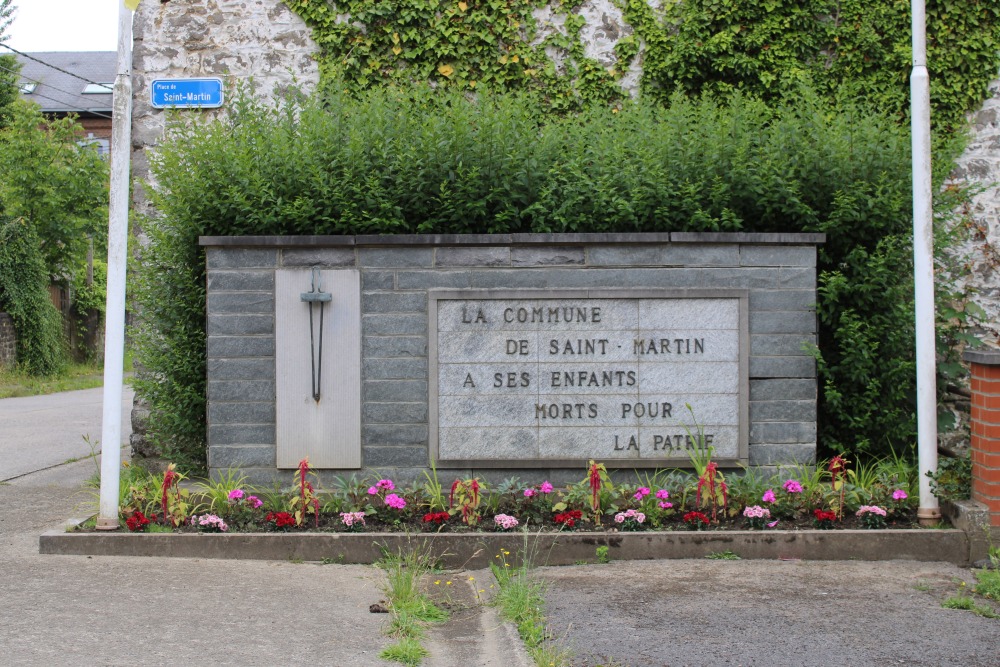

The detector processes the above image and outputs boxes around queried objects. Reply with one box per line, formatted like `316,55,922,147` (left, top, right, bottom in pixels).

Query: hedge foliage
0,216,66,375
135,85,951,468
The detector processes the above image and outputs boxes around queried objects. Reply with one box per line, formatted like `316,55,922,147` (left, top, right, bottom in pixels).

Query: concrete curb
40,528,971,567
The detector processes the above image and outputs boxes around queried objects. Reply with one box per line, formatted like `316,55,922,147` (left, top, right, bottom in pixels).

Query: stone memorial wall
202,233,822,485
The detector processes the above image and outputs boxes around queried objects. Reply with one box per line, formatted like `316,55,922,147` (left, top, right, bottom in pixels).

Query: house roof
15,51,116,117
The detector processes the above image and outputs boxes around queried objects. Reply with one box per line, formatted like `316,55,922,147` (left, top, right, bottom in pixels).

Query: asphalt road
0,384,133,481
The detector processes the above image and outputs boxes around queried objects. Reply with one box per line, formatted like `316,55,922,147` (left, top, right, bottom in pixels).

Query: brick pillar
963,349,1000,527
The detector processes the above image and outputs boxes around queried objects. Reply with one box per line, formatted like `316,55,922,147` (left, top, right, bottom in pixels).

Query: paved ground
0,385,133,481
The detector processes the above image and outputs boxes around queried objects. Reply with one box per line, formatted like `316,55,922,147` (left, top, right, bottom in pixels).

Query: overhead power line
0,42,113,90
0,63,114,120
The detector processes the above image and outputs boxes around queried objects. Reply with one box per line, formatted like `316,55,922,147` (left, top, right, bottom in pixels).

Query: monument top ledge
199,232,827,248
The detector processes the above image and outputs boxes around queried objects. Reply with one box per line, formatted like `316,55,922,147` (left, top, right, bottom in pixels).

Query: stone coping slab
199,232,827,247
963,348,1000,365
41,528,969,568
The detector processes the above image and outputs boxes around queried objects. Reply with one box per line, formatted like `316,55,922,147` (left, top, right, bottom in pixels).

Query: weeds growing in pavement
377,544,448,666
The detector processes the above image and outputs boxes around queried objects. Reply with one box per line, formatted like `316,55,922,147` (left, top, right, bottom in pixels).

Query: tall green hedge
135,86,947,469
0,216,66,375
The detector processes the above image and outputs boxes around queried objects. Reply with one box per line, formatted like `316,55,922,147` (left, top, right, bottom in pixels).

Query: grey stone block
750,311,816,334
748,443,817,466
511,247,585,266
750,334,816,356
359,248,434,268
207,292,274,314
363,402,429,424
696,268,781,289
749,290,816,311
363,380,429,403
750,422,816,444
670,232,825,244
396,271,474,290
362,271,395,290
750,379,816,401
215,467,282,486
362,424,429,446
750,356,817,378
363,314,427,336
363,336,428,358
281,248,356,267
207,336,275,358
586,245,738,267
207,270,275,292
207,314,274,336
436,247,511,267
740,246,816,267
750,400,817,422
363,446,429,467
208,380,276,402
361,292,427,313
363,358,428,380
207,358,275,381
210,445,276,468
206,248,278,269
208,424,276,446
208,401,276,425
778,267,817,289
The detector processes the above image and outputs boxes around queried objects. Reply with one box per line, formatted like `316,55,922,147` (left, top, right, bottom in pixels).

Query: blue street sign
150,78,224,109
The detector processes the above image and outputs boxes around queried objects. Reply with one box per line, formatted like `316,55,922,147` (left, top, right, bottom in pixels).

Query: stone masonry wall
0,313,15,368
202,233,821,486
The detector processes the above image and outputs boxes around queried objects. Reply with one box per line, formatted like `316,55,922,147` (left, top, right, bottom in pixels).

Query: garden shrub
135,84,947,469
0,216,67,376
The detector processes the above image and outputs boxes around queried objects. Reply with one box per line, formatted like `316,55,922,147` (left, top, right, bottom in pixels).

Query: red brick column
964,350,1000,526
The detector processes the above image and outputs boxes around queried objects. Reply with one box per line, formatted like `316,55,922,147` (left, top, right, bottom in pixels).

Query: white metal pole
911,0,940,524
96,3,134,530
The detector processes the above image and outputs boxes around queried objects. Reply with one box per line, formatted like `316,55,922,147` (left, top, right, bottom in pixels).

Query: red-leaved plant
289,457,320,528
828,455,849,520
449,477,483,525
696,460,728,524
159,463,191,528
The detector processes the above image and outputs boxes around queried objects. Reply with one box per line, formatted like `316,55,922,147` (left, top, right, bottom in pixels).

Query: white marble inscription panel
430,291,748,466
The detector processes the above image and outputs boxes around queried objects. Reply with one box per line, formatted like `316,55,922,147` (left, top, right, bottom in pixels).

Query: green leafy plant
705,550,741,561
449,477,484,526
193,468,249,513
927,455,972,502
421,459,448,513
595,545,610,564
377,544,449,665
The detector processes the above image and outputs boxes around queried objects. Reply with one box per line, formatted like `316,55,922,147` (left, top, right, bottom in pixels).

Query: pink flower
658,501,673,510
227,489,244,501
494,514,519,530
655,489,670,500
766,520,779,528
762,489,776,503
246,495,262,509
384,493,406,510
635,487,651,498
540,481,554,494
783,479,803,494
340,511,366,528
523,488,536,497
367,486,378,495
892,489,908,501
376,479,395,491
614,513,625,524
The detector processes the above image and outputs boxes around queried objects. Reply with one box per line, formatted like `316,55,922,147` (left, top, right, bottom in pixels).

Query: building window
82,83,113,94
19,83,37,94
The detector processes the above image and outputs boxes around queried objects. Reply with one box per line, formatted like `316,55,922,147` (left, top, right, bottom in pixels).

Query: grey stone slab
748,443,817,466
207,336,275,358
396,271,474,290
778,267,817,289
363,380,429,403
208,401,276,425
694,268,781,289
363,336,428,358
510,233,673,244
740,246,816,267
357,233,514,246
208,380,276,402
363,402,429,424
363,357,429,380
749,311,816,334
363,445,429,467
362,424,429,446
361,292,428,313
749,356,817,378
963,349,1000,365
749,289,816,311
750,400,817,422
511,247,585,266
281,248,357,267
749,379,816,401
207,270,275,292
207,314,274,336
206,248,278,269
207,358,276,381
200,235,356,247
358,248,435,268
209,445,277,468
207,292,274,314
586,245,738,267
208,424,276,446
362,271,395,290
670,232,826,244
749,422,816,444
750,334,816,356
362,313,427,336
435,247,511,267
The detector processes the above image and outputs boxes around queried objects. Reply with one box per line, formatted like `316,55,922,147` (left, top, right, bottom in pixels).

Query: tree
0,1,18,129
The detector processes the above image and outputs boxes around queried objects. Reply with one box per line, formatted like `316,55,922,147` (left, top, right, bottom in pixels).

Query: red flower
422,512,450,524
554,509,583,528
813,509,837,522
266,511,296,528
125,510,151,532
683,511,710,525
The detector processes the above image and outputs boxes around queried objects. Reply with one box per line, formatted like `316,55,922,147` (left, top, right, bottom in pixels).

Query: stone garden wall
0,313,15,368
202,233,822,484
